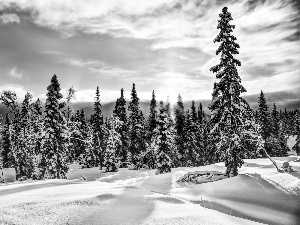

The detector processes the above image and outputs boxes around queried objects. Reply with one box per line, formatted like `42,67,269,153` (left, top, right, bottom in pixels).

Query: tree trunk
263,144,281,171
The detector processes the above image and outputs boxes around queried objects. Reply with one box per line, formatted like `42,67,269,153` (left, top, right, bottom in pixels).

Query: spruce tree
174,94,185,167
143,90,158,169
113,88,128,165
209,7,255,177
76,109,97,168
104,116,122,172
91,86,104,169
270,103,289,156
257,91,273,156
292,109,300,155
148,90,157,134
31,98,44,180
183,110,200,167
191,100,198,123
198,103,204,124
1,114,15,168
127,83,146,169
154,101,174,174
43,75,69,179
17,93,35,179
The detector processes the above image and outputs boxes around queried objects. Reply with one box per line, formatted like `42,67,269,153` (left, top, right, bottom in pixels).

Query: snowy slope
0,157,299,225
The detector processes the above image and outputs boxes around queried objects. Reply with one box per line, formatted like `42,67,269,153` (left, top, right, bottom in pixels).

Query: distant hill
0,90,299,124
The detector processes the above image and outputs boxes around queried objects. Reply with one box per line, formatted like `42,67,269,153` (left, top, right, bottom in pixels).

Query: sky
0,0,299,105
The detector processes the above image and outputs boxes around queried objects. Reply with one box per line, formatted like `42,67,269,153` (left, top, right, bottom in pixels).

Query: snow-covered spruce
113,88,128,166
208,7,262,177
90,86,104,169
104,116,122,172
127,83,146,170
42,75,69,179
174,94,186,167
76,109,97,169
154,101,175,175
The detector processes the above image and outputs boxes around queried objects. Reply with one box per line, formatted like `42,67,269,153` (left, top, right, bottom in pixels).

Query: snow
0,157,299,225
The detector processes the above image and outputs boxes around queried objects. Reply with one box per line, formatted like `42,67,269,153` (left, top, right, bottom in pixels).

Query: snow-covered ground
0,157,299,225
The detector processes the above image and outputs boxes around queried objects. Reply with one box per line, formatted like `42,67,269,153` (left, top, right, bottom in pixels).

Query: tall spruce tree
183,110,200,167
1,114,15,168
257,91,273,156
154,101,175,174
209,7,255,177
76,109,97,168
174,94,185,167
17,93,35,179
198,103,205,124
113,88,128,165
191,100,198,123
43,75,69,179
91,86,104,169
143,90,158,169
104,116,122,172
148,90,157,133
127,83,146,169
292,109,300,155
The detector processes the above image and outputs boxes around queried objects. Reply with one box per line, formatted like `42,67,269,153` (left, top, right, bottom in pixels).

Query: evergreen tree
30,98,45,180
91,86,104,169
1,114,15,168
42,75,69,179
104,116,122,172
143,90,158,169
127,83,146,169
198,103,205,124
76,109,97,168
0,91,20,175
271,103,280,136
191,100,198,123
257,91,273,156
209,7,257,177
113,88,128,166
148,90,157,134
174,94,185,167
271,103,289,156
154,102,175,174
183,110,200,167
292,109,300,155
17,93,35,179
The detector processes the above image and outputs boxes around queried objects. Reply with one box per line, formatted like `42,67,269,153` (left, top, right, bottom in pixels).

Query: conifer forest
0,7,299,182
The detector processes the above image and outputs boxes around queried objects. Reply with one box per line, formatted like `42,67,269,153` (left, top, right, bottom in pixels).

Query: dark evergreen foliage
127,83,146,169
113,88,128,166
42,75,69,179
174,94,185,167
209,7,257,177
1,114,15,168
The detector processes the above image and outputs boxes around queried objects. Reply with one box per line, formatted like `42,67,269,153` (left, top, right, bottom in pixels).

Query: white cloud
242,70,300,96
0,13,20,24
0,0,298,101
0,84,29,100
9,67,23,79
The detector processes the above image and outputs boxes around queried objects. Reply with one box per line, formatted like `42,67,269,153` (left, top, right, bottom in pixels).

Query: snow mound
177,171,228,184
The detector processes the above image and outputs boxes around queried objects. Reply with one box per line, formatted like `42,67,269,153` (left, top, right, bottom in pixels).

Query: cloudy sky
0,0,299,105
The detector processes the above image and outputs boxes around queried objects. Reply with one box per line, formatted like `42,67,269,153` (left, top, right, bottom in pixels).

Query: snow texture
0,157,299,225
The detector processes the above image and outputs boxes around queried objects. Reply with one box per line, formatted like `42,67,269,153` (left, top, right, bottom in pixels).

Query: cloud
0,84,29,100
0,0,298,105
61,57,137,78
0,13,20,24
9,67,23,78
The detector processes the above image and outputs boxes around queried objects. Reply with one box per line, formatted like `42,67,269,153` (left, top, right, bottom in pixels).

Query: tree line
0,7,299,180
